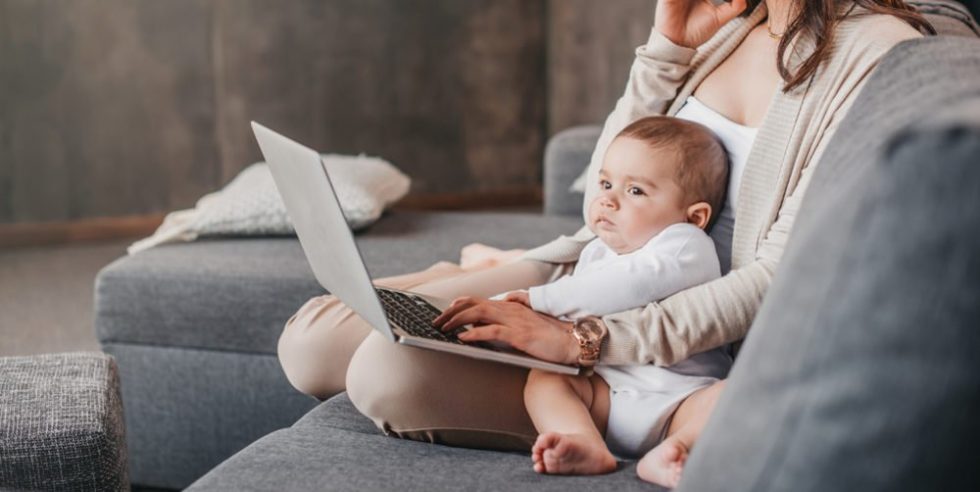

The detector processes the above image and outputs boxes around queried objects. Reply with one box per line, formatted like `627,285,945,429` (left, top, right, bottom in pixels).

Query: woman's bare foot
636,436,689,488
531,432,617,475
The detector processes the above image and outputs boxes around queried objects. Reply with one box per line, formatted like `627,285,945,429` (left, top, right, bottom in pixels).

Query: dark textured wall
546,0,653,134
0,0,546,223
0,0,654,225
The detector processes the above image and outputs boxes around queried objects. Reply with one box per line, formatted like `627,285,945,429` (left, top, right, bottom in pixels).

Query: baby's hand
503,290,531,307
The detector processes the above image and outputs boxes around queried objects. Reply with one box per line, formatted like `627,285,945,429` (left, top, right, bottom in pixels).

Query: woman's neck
764,0,797,34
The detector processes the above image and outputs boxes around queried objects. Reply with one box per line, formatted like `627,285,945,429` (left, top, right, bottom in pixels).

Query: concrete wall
546,0,652,133
0,0,654,224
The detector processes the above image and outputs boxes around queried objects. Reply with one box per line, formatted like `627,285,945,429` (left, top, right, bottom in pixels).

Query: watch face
577,317,605,341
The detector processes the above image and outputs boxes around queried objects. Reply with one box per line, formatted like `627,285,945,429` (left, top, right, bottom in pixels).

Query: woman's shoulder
834,5,924,58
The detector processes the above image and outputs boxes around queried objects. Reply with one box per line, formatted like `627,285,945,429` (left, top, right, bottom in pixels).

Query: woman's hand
433,296,580,365
655,0,748,49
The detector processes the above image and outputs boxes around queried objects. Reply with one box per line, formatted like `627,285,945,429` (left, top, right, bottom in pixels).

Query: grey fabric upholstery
103,343,317,489
0,352,128,491
188,393,665,492
543,125,600,217
678,37,980,491
910,0,980,36
97,211,583,355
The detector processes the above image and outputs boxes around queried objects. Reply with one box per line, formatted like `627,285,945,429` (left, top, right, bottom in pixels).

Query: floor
0,239,130,357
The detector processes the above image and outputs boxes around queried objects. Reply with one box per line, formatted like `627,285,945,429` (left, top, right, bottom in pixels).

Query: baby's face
588,136,690,254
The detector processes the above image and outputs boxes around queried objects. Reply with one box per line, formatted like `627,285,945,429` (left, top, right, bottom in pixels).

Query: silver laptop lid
251,121,395,341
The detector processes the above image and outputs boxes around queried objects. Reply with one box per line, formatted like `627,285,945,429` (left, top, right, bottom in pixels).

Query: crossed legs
278,259,570,450
278,261,467,399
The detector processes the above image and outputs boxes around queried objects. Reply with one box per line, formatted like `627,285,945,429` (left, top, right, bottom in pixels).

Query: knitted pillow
128,154,410,254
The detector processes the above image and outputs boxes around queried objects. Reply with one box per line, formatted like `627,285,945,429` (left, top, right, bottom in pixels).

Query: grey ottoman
0,352,128,491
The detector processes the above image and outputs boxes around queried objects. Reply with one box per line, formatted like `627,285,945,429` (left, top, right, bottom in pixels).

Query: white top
674,96,758,274
527,223,720,319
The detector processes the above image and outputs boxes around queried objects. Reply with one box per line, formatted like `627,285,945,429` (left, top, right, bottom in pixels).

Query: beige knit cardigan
523,2,921,366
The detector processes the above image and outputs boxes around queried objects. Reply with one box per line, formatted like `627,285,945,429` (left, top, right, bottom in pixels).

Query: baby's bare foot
531,432,617,475
637,436,689,488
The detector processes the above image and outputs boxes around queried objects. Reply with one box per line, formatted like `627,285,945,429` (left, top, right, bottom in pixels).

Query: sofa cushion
188,393,665,491
910,0,980,37
678,38,980,491
104,344,318,490
95,211,582,355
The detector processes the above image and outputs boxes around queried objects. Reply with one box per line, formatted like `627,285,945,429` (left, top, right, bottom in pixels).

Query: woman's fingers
440,304,494,331
716,0,748,23
432,296,477,327
458,324,511,344
433,300,575,363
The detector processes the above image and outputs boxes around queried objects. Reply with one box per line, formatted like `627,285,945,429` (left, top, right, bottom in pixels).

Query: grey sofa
95,4,979,490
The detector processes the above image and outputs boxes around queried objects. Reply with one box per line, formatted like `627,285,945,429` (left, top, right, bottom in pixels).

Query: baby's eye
627,186,646,196
599,179,612,190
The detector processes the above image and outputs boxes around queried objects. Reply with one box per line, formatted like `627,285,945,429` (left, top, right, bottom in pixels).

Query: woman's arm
597,24,915,366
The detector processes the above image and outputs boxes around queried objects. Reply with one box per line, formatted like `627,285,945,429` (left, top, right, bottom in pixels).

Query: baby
502,116,731,487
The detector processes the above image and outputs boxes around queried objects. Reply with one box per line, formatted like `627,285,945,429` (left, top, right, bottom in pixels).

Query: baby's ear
686,202,712,230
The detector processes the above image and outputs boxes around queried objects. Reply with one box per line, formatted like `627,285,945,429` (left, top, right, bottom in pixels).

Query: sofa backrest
678,35,980,492
911,0,980,36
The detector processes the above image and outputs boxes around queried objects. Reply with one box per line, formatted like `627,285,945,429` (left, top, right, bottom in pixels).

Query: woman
279,0,932,461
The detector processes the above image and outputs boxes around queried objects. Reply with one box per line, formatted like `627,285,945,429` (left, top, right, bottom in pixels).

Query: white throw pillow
128,154,410,254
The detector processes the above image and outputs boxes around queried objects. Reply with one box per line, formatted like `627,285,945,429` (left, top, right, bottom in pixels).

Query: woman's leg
637,380,727,487
346,259,570,452
278,261,470,400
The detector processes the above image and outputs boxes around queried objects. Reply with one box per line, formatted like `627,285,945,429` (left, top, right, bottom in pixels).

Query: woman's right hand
654,0,749,49
433,296,580,365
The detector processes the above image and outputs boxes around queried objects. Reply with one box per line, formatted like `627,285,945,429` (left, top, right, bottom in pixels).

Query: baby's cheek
587,198,601,216
586,200,601,224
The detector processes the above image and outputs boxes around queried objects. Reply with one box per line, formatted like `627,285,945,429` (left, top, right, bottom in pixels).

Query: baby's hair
617,116,730,231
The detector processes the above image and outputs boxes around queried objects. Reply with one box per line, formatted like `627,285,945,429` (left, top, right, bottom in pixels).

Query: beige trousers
278,259,570,451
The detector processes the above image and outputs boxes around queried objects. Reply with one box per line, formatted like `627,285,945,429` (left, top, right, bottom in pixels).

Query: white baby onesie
528,222,721,318
525,222,733,458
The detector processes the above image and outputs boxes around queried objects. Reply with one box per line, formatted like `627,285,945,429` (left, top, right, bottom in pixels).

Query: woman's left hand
432,297,579,365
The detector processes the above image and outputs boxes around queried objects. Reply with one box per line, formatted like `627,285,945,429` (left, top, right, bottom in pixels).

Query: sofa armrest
544,125,601,216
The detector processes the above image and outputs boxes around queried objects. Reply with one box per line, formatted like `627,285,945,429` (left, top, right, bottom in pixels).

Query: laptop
251,122,579,375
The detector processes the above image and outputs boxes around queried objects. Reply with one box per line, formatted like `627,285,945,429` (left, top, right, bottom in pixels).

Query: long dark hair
747,0,936,92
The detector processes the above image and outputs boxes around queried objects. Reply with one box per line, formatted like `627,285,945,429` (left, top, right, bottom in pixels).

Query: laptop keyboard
375,288,466,344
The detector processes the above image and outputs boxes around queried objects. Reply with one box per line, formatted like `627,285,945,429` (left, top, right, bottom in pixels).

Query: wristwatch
570,316,608,375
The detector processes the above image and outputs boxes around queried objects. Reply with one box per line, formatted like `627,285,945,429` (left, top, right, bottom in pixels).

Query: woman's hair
743,0,935,92
618,116,730,231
